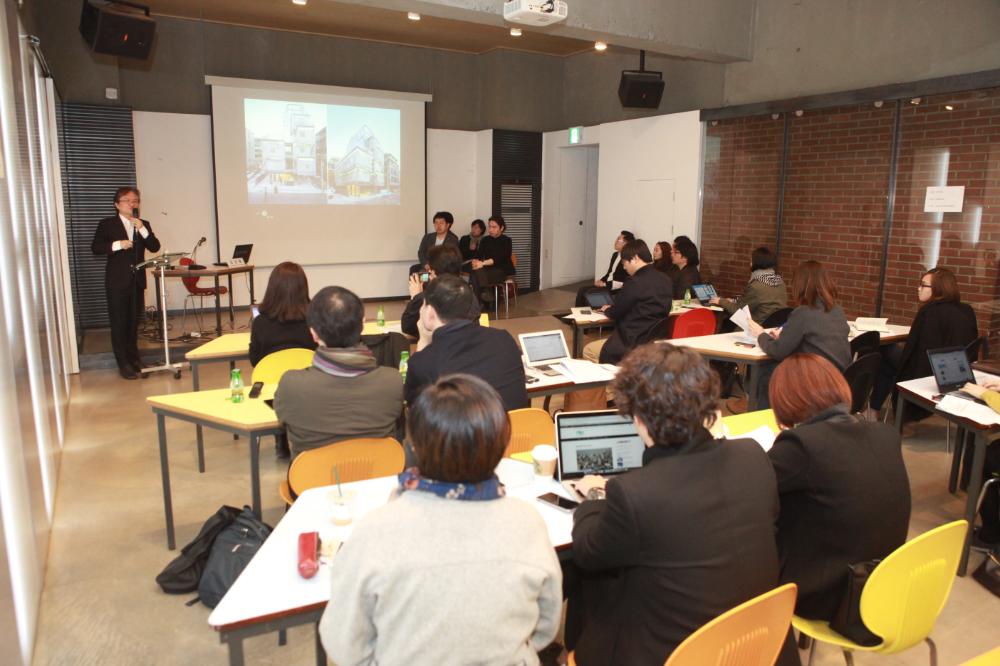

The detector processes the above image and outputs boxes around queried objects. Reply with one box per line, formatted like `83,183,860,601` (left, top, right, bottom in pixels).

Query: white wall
132,119,492,309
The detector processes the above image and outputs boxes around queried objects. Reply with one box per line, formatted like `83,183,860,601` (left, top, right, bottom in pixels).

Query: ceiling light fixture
594,41,607,51
407,11,421,20
292,0,307,5
510,27,522,36
910,97,921,105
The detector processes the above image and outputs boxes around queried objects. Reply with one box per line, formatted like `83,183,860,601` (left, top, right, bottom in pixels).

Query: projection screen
207,76,431,267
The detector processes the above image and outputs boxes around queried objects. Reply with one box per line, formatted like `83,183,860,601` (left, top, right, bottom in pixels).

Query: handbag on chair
830,559,882,646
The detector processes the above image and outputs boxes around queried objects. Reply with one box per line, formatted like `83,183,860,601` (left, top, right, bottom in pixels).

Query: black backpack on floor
156,505,242,594
197,507,273,608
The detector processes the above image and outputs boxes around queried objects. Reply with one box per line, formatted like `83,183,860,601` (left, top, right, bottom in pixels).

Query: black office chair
850,330,881,361
967,335,989,362
843,352,881,417
637,317,673,345
761,307,793,328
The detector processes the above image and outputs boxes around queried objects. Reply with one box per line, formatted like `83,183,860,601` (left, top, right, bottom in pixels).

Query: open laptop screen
519,331,570,366
233,243,253,262
556,411,645,479
928,347,974,392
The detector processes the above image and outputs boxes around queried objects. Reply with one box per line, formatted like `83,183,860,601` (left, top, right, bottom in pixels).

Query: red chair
179,257,228,334
671,308,717,338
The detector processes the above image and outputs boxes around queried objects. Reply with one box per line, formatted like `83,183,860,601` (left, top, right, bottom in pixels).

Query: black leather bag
830,559,883,646
155,505,241,594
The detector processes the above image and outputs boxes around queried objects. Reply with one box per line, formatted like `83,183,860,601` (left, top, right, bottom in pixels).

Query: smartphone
734,341,756,348
526,376,540,384
420,272,430,283
248,381,264,399
537,492,579,512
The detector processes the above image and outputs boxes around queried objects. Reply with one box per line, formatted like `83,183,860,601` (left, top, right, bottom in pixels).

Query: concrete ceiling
140,0,756,62
142,0,595,56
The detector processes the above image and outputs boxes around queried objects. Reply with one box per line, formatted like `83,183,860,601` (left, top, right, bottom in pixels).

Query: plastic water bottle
399,351,409,383
230,368,244,403
377,304,385,330
683,289,691,305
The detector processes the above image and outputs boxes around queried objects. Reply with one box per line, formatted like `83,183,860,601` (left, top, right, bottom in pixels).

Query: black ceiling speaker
79,0,156,60
618,50,664,109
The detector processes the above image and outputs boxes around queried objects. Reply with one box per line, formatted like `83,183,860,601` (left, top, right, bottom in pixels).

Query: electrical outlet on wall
105,87,118,100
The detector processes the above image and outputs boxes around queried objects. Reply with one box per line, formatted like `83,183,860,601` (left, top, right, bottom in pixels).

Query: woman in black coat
768,353,911,622
567,344,780,666
868,267,979,415
249,261,316,366
469,215,514,305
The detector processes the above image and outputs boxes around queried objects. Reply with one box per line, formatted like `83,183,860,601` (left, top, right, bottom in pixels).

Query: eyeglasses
918,282,932,289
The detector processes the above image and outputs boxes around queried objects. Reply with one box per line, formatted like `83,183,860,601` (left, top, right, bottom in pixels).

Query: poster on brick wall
924,186,965,213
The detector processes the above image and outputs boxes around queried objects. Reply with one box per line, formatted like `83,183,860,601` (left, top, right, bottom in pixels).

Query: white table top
897,371,1000,427
208,466,574,630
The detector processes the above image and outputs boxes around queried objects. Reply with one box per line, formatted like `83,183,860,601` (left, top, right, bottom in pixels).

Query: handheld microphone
131,207,140,219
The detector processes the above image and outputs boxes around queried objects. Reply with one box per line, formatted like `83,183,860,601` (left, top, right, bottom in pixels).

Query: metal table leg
157,413,175,550
572,323,583,358
228,273,235,330
959,432,987,576
250,433,262,518
226,637,245,666
192,361,205,473
315,622,327,666
214,275,223,336
894,393,907,431
746,364,759,411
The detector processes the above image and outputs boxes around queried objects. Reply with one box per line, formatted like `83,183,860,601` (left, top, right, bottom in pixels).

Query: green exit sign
568,126,582,144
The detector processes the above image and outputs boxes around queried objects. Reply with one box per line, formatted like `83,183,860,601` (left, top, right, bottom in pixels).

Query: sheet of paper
565,311,608,322
556,358,616,383
936,395,1000,426
924,185,965,213
724,423,777,452
854,317,889,332
729,305,753,334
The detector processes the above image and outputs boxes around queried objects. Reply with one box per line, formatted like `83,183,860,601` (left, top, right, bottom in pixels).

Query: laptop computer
584,289,614,309
519,330,572,375
555,410,645,498
213,244,254,267
690,283,718,305
927,346,982,402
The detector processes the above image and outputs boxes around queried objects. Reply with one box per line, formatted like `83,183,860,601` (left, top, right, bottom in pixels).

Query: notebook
214,244,254,267
519,330,572,372
555,410,645,498
927,346,981,401
584,290,614,309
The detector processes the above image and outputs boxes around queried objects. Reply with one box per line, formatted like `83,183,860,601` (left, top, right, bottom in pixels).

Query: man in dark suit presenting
91,187,161,379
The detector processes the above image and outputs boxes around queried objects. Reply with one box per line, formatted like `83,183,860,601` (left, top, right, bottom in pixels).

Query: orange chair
506,408,555,457
672,308,717,338
179,257,229,334
278,437,406,505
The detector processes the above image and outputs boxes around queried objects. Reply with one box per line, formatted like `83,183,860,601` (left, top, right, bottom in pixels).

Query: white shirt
605,253,623,290
111,213,150,252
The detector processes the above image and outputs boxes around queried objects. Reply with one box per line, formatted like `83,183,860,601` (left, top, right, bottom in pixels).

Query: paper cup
531,444,558,477
328,489,355,526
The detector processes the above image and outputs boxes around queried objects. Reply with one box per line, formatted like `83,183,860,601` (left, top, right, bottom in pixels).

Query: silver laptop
518,330,571,374
555,410,645,498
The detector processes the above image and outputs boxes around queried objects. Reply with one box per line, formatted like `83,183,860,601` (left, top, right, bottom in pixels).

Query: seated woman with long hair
768,353,910,628
249,261,315,366
319,374,562,666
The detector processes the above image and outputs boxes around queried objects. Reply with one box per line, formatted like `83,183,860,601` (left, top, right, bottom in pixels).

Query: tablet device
584,290,614,309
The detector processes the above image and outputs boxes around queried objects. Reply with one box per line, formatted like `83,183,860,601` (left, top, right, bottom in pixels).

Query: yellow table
148,386,281,550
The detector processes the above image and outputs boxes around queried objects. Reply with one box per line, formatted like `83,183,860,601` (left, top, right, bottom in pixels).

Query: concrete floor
32,290,1000,665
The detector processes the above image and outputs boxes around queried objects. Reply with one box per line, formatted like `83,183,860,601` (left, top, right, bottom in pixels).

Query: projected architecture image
245,99,401,205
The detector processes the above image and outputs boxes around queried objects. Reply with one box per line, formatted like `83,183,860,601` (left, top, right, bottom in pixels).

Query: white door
552,146,599,285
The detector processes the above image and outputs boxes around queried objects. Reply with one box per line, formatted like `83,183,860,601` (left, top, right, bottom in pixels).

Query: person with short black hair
91,186,161,379
401,245,480,338
412,211,460,274
406,274,527,410
469,216,515,305
574,230,636,307
459,218,487,262
669,235,702,300
566,343,780,665
273,286,403,456
319,374,562,665
249,261,316,366
582,239,673,365
711,246,788,324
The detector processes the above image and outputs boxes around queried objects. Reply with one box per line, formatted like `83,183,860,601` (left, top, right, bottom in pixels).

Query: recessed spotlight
510,27,522,36
945,104,954,111
292,0,306,5
794,109,803,117
407,11,420,21
594,41,607,51
873,100,884,108
910,97,922,105
771,113,780,120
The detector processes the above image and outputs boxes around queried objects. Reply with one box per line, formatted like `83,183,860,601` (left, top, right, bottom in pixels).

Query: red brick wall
700,116,782,300
779,105,894,318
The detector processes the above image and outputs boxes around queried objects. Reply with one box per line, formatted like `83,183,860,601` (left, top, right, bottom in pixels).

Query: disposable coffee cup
532,444,558,477
328,489,355,526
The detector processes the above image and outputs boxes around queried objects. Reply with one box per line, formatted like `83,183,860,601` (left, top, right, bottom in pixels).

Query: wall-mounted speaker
618,70,665,109
79,1,155,60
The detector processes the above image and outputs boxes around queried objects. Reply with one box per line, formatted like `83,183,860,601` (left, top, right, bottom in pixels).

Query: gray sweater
757,304,851,370
319,491,563,666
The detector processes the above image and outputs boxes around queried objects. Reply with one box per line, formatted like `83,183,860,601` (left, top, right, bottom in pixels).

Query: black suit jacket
896,299,978,382
600,264,673,364
404,320,527,410
91,215,161,289
600,252,629,290
571,431,780,666
769,406,910,620
417,230,460,267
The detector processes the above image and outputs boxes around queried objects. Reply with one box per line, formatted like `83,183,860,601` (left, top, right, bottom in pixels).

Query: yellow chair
959,647,1000,665
252,347,315,385
506,408,555,457
665,583,797,666
278,437,406,505
793,520,968,666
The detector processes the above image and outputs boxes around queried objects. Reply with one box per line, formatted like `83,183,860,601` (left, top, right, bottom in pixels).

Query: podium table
157,264,256,337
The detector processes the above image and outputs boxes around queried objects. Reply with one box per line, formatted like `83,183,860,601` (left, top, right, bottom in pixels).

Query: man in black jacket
405,274,527,411
400,244,479,338
575,230,634,307
91,187,161,379
411,210,460,274
583,239,673,365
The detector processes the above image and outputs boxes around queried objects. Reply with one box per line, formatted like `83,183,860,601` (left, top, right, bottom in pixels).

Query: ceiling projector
503,0,568,27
